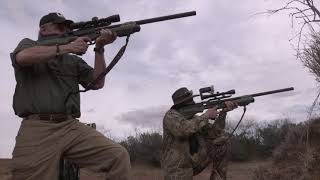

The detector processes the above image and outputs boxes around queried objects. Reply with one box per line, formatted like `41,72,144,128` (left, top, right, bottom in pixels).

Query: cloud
116,105,168,130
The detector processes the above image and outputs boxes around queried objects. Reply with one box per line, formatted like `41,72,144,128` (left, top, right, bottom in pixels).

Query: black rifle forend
37,11,196,46
178,87,294,116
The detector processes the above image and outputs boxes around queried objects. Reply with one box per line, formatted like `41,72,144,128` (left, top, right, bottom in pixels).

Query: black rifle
178,86,294,118
183,86,294,173
38,11,196,46
54,11,196,101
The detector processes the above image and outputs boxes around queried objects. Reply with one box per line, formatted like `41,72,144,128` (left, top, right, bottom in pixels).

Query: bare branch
262,0,320,54
306,0,320,18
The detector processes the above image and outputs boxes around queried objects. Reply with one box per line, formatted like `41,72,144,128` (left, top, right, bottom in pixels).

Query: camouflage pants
162,136,229,180
161,147,195,180
192,133,230,180
207,137,230,180
163,167,193,180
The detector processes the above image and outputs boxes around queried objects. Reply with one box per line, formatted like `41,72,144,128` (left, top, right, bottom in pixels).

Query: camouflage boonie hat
39,12,74,27
172,87,194,105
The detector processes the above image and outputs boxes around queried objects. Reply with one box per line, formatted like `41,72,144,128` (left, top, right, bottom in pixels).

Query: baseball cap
39,12,74,27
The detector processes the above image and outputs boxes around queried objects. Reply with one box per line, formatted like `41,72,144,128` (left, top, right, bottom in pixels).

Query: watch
94,47,104,54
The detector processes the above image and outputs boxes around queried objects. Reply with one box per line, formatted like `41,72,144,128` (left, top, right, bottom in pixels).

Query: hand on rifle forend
221,101,238,113
95,29,117,48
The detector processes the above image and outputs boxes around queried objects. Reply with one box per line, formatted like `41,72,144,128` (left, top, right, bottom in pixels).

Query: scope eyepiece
199,86,214,94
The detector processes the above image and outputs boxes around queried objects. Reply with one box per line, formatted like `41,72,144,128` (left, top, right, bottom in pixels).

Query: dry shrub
120,131,162,167
253,118,320,180
300,32,320,82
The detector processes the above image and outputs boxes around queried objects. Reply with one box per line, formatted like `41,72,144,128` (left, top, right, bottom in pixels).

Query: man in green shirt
10,12,131,180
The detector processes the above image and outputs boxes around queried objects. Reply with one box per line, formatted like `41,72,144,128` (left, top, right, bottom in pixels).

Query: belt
24,113,75,123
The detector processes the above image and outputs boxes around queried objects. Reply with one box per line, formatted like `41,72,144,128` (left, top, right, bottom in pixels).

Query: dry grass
252,118,320,180
81,161,268,180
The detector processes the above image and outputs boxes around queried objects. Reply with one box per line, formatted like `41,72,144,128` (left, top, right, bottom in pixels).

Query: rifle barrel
219,87,294,102
248,87,294,98
136,11,196,25
108,11,196,29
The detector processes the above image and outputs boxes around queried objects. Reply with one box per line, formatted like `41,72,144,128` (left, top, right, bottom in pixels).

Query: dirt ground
128,161,269,180
0,159,268,180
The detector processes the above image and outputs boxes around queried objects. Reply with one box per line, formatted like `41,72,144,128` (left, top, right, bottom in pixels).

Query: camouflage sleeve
205,111,227,138
163,109,209,138
215,111,227,129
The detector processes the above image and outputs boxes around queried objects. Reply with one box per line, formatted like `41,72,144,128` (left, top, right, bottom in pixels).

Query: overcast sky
0,0,319,158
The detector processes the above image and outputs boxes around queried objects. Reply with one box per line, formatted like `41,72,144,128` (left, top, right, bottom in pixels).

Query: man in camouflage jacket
161,87,237,180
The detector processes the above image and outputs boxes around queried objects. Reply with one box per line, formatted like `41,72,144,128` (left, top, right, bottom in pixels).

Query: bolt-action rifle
182,86,294,174
37,11,196,46
50,11,197,100
178,86,294,120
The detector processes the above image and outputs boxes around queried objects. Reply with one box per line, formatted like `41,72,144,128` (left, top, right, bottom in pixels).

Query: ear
39,25,49,36
39,26,45,36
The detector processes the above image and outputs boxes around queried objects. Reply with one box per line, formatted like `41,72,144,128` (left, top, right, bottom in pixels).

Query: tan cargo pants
12,117,131,180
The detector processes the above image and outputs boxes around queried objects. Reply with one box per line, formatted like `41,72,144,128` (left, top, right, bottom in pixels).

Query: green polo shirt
10,38,94,118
